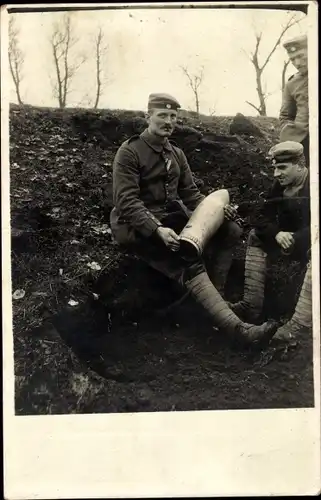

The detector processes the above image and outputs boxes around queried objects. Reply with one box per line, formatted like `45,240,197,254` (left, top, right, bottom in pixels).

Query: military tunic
110,128,205,246
279,72,309,165
253,173,311,260
110,128,242,284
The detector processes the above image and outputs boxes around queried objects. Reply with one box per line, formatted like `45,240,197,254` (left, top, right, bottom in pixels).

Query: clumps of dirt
9,103,304,322
9,104,312,415
9,104,281,334
229,112,266,137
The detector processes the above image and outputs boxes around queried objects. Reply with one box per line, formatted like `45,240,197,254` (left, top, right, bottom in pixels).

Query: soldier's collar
140,128,173,152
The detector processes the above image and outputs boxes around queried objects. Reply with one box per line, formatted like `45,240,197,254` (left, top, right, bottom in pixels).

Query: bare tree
9,16,24,105
245,14,302,116
180,66,204,117
281,59,291,91
49,13,86,108
207,100,218,117
93,27,108,109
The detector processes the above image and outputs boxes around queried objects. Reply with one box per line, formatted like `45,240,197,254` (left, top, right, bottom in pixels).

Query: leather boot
229,245,267,322
185,271,278,344
273,263,312,342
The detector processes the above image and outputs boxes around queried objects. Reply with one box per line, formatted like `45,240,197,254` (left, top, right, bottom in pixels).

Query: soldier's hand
224,204,238,221
275,231,295,251
156,227,180,252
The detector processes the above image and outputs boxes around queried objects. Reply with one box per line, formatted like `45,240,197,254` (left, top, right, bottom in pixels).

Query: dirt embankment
9,105,313,415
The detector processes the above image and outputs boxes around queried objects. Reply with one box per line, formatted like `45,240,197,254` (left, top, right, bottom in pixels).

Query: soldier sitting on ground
229,141,312,342
110,92,278,345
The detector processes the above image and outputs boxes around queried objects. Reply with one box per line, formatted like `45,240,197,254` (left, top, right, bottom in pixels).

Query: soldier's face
147,108,178,137
289,48,308,74
273,162,302,186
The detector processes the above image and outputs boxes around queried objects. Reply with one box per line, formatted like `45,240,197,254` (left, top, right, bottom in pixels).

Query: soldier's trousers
126,210,243,286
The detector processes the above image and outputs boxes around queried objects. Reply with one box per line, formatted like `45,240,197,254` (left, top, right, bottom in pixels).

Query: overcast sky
8,5,309,117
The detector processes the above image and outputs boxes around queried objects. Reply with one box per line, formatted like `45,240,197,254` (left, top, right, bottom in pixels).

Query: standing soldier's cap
268,141,304,165
283,34,307,55
148,93,181,111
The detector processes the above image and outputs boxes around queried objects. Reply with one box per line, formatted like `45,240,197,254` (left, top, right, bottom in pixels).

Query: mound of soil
229,112,265,137
9,104,313,414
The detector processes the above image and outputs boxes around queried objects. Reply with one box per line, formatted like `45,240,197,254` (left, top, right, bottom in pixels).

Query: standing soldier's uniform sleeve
177,149,205,211
113,144,163,238
279,80,297,127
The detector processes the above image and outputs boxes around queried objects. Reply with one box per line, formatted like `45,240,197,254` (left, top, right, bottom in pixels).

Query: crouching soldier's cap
283,34,307,55
268,141,304,165
148,93,181,111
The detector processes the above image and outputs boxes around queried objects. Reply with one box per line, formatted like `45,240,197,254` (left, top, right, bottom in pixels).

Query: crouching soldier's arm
292,226,311,254
255,218,280,245
254,184,281,244
177,149,205,211
289,187,311,255
113,145,162,238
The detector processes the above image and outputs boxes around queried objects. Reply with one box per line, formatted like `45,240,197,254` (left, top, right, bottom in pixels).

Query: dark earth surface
9,104,314,414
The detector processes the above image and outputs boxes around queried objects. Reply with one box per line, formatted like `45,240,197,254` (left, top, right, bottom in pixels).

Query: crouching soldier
230,141,312,342
110,92,278,345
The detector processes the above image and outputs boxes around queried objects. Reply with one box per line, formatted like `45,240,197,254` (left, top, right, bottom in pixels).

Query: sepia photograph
2,1,320,497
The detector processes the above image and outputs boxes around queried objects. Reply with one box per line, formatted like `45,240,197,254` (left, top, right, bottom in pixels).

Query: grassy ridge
9,105,312,415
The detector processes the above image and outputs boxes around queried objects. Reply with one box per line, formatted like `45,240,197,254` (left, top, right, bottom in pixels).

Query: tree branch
49,13,85,108
8,16,24,104
244,12,303,116
62,16,71,107
281,59,291,91
180,65,204,116
180,66,194,89
254,32,262,57
246,101,261,114
261,14,302,72
94,28,102,108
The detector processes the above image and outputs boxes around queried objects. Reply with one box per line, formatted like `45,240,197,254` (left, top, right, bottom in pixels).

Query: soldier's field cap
283,34,307,54
268,141,304,165
148,93,181,111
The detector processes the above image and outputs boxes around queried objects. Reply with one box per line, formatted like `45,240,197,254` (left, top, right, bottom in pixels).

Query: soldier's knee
223,220,244,242
181,260,205,284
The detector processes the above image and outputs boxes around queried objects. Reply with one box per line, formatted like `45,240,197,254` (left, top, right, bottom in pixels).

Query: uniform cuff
139,213,163,238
